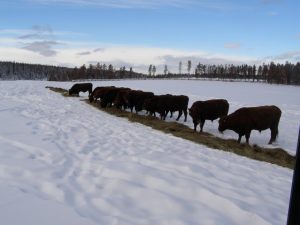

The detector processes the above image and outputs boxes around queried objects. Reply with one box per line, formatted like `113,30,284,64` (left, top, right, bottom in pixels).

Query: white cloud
1,26,298,73
93,48,106,52
77,51,91,55
272,51,300,60
22,41,60,56
224,43,241,50
0,27,83,40
0,42,258,73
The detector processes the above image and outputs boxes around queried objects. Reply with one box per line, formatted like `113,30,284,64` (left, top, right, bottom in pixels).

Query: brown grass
46,86,296,169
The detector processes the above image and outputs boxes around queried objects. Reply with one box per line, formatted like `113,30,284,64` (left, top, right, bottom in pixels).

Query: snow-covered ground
0,80,297,225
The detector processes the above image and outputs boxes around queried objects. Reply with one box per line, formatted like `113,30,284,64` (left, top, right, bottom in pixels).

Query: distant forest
1,61,300,85
0,61,144,81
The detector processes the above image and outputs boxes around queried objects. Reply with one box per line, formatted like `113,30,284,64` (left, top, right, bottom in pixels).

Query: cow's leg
269,127,278,144
193,121,198,132
158,110,164,120
245,131,251,144
165,110,169,118
183,109,187,122
159,112,164,120
169,110,172,118
200,119,205,132
237,134,242,143
176,110,182,121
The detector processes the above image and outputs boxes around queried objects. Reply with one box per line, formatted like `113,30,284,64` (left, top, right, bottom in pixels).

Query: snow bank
0,80,295,225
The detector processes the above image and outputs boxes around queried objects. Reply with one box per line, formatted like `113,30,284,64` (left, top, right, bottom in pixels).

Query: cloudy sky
0,0,299,73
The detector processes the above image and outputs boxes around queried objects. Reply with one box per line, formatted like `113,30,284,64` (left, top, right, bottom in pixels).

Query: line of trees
1,60,300,85
0,61,70,80
149,61,300,85
56,63,145,81
194,61,300,84
0,61,145,81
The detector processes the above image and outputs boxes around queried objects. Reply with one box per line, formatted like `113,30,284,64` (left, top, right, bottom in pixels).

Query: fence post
287,126,300,225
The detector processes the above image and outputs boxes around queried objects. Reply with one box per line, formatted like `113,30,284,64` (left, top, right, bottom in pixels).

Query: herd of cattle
68,82,282,145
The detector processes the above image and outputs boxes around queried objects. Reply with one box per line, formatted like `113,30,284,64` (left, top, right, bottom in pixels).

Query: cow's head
89,95,94,102
218,116,228,133
188,106,197,119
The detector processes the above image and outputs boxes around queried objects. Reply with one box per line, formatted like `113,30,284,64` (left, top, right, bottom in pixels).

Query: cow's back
190,99,229,121
228,105,281,130
167,95,188,110
247,106,281,130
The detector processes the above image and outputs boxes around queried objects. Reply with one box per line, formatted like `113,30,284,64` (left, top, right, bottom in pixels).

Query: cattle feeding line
45,86,295,169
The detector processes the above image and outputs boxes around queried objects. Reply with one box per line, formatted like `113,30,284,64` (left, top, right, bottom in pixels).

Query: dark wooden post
287,126,300,225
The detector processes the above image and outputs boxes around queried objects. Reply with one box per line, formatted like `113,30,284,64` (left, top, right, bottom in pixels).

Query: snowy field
0,80,298,225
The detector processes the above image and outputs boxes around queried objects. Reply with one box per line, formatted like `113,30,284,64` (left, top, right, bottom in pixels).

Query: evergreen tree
187,60,192,75
164,65,168,76
148,64,152,76
179,61,182,75
152,65,156,76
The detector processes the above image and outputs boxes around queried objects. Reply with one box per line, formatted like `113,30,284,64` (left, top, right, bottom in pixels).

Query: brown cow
120,90,154,113
218,105,281,144
89,86,115,102
69,83,93,96
114,89,131,109
189,99,229,132
166,95,189,122
143,95,161,117
144,94,189,121
134,91,155,113
100,87,131,108
126,90,143,113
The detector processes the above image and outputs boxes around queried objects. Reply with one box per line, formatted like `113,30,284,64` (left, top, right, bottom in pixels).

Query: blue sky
0,0,299,73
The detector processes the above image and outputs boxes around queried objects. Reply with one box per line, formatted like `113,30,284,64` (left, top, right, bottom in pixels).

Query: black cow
69,83,93,96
